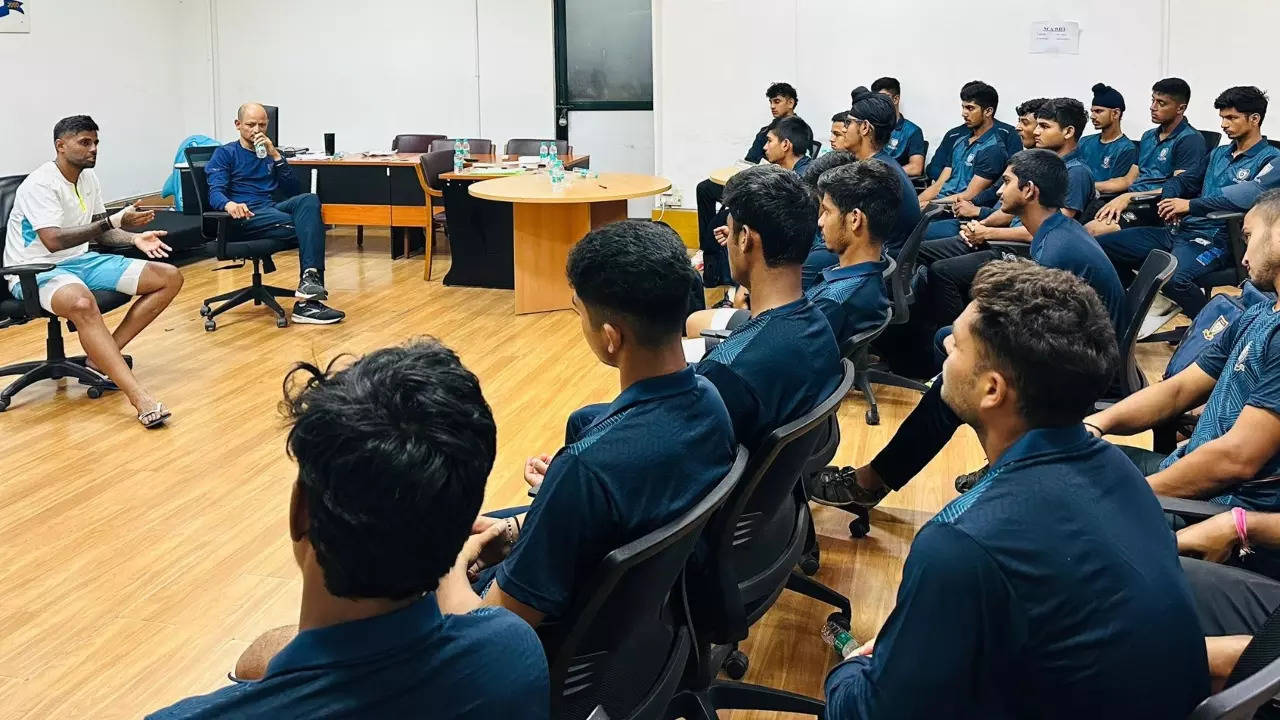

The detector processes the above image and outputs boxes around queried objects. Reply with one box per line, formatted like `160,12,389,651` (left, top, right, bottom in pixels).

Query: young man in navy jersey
148,340,549,719
1100,86,1280,330
440,220,736,629
844,90,924,258
870,77,926,177
822,260,1208,719
1078,83,1139,194
917,82,1009,215
1085,78,1203,236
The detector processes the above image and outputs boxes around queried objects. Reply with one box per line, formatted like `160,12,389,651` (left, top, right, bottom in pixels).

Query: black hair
767,82,798,106
816,159,901,244
801,150,857,191
1215,86,1269,122
960,81,999,112
721,164,818,268
831,111,850,124
1152,77,1191,105
1016,98,1050,117
1008,149,1068,209
566,219,697,347
969,260,1119,427
53,115,98,141
1035,97,1088,140
849,89,897,146
770,115,813,158
282,339,496,600
870,76,901,96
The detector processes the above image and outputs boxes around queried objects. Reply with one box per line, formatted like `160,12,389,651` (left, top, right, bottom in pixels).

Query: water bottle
462,138,471,157
453,139,464,173
820,620,858,659
254,139,268,159
549,156,565,189
539,143,550,166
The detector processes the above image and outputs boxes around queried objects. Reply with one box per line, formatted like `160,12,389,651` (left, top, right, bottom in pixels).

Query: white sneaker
1138,295,1181,339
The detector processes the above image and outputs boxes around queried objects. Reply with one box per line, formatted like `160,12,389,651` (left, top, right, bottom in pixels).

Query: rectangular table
287,153,428,260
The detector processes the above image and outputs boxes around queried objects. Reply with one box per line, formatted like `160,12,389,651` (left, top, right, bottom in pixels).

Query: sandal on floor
138,402,171,428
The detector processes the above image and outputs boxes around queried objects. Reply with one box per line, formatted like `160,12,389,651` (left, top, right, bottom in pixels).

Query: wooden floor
0,229,1174,719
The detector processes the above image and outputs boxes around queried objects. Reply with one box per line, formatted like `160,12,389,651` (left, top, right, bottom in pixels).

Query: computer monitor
262,104,279,147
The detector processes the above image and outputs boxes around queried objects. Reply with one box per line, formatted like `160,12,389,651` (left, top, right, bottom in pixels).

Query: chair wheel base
848,509,870,538
204,320,216,332
827,611,851,631
865,408,880,425
86,386,104,399
722,650,749,680
199,305,212,318
275,317,288,328
798,554,819,576
0,398,9,412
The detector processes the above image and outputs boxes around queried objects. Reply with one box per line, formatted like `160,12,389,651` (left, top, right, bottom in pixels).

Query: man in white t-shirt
5,115,184,427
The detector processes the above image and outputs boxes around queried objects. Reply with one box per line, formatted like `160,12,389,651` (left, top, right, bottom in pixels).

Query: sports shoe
296,268,329,301
291,300,345,325
954,465,989,494
805,466,889,508
1137,294,1181,339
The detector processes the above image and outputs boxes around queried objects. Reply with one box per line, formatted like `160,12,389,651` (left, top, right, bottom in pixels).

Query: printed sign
1030,21,1079,54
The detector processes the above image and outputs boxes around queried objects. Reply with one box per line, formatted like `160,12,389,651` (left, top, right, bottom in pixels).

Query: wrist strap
1233,507,1253,556
108,207,126,229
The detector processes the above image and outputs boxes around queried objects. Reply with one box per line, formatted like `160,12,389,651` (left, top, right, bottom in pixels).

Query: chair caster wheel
865,408,880,426
799,554,819,577
827,611,851,632
0,398,9,411
87,386,104,399
276,317,288,328
723,650,749,680
204,319,216,332
199,305,212,318
848,511,870,539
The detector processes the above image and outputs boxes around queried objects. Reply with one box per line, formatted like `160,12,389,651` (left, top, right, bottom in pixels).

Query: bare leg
50,284,156,415
1206,635,1253,693
109,263,184,351
685,309,720,338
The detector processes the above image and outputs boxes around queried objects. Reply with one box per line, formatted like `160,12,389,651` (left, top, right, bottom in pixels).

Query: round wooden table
469,172,671,314
709,165,744,186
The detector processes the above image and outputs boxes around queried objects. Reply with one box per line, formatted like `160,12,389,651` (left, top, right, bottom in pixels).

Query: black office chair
536,447,748,720
1142,210,1248,345
185,146,296,331
1103,249,1177,398
910,139,930,191
428,138,495,155
671,360,856,720
1189,606,1280,719
391,133,446,153
414,149,457,282
0,174,128,411
809,140,822,158
505,138,569,157
1202,130,1223,154
864,208,944,394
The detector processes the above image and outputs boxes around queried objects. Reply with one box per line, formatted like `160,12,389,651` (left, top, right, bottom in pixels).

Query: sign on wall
1029,21,1079,54
0,0,28,33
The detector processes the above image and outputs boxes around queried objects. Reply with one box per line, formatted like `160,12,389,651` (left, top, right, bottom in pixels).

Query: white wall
655,0,1280,208
0,0,213,198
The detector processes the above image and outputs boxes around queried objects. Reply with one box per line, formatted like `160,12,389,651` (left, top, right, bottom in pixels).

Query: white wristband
108,206,128,229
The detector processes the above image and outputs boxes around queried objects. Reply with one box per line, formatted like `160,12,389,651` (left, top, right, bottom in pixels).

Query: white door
567,110,655,218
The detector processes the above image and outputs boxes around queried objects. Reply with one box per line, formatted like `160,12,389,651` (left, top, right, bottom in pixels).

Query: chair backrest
391,133,446,153
809,140,822,158
429,138,495,155
1190,605,1280,719
1201,130,1223,155
505,138,569,156
545,446,748,720
888,207,944,325
1114,249,1177,396
418,149,457,192
0,174,27,303
692,359,856,642
1225,215,1250,285
183,146,218,217
261,105,279,147
1270,139,1280,151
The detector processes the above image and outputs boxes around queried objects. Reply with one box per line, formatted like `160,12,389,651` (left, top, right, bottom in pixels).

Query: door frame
552,0,654,140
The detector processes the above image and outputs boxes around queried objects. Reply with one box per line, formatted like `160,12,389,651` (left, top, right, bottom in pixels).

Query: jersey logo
889,138,899,149
1102,156,1112,169
966,153,976,164
1237,168,1252,181
1159,147,1170,162
1203,315,1231,341
1236,341,1253,373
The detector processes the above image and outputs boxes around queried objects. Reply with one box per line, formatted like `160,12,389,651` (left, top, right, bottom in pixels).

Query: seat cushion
223,237,296,260
0,289,131,324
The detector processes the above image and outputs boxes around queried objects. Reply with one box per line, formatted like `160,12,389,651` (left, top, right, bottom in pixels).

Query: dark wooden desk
288,153,428,259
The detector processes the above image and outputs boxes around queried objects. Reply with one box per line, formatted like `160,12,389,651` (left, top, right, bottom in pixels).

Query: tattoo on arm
99,229,136,248
39,220,110,251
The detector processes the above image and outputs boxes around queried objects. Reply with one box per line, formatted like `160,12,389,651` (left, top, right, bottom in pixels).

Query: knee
300,193,321,209
161,264,185,291
62,288,99,318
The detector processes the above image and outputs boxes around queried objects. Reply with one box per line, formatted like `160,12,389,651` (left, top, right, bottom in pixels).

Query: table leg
512,202,593,314
590,200,628,229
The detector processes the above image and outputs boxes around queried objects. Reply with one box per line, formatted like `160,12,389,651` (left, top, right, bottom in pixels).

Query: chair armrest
0,262,55,318
1158,495,1230,523
202,211,233,256
987,241,1031,257
1207,210,1246,221
426,187,443,199
700,328,733,341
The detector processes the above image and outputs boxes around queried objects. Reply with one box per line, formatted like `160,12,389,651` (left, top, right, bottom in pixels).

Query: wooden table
469,172,671,314
442,154,590,181
288,152,428,259
709,165,747,186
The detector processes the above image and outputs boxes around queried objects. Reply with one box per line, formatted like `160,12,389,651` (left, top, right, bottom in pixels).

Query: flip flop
138,402,171,428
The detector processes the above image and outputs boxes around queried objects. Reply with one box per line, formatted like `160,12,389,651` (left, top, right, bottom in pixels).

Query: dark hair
849,89,896,146
801,150,857,191
1215,86,1269,122
1035,97,1088,140
1253,187,1280,224
816,159,901,244
831,111,850,124
849,84,870,104
767,82,798,105
770,115,813,158
1152,77,1191,105
722,164,818,268
1008,149,1068,209
53,115,99,141
566,219,696,347
968,260,1118,427
1016,98,1050,117
960,81,999,112
282,339,496,600
870,76,901,96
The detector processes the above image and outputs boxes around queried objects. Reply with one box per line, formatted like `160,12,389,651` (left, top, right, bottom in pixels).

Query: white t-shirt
4,161,105,279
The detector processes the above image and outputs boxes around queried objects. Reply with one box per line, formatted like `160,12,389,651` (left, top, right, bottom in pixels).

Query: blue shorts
9,251,147,312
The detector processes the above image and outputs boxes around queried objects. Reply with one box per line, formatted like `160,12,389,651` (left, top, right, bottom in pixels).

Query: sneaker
291,300,345,325
1138,294,1181,339
804,466,889,508
954,465,989,494
711,289,734,309
296,268,329,301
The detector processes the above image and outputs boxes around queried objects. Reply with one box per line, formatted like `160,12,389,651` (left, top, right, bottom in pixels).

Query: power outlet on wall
657,187,684,208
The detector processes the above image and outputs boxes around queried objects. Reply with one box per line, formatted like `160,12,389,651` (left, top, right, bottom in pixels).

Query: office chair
536,447,747,720
391,134,446,153
0,174,128,411
1190,614,1280,719
809,140,822,158
1106,249,1177,397
671,360,856,719
910,140,930,190
429,138,495,155
505,138,569,157
864,208,944,394
1202,130,1223,154
185,146,297,332
1141,209,1248,345
413,149,455,282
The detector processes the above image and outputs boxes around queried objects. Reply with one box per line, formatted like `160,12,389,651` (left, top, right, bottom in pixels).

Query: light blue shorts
10,251,147,312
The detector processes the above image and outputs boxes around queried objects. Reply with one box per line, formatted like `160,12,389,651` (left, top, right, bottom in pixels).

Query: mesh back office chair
910,139,931,190
671,360,856,719
864,208,944,394
1108,249,1177,397
428,138,495,155
0,174,127,411
1202,130,1223,154
413,149,455,282
185,146,297,331
537,448,748,720
1142,208,1251,345
391,134,446,153
505,138,570,156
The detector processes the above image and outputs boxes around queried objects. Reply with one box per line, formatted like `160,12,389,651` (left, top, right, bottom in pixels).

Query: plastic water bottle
462,138,471,157
254,140,268,159
820,620,858,659
539,143,550,166
453,139,464,173
549,156,565,189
